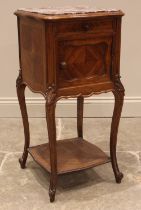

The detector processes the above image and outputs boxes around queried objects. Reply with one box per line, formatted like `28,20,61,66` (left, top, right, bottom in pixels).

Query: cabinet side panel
45,23,56,87
19,17,46,92
112,17,122,78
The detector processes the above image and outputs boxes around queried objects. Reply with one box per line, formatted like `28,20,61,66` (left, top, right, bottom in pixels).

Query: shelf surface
28,138,110,174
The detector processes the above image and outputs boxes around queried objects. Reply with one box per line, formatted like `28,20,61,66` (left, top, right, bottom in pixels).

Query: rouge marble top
15,6,124,20
18,6,119,15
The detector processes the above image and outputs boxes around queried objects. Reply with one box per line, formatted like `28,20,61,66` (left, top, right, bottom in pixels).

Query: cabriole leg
16,70,30,169
45,101,57,202
110,78,125,183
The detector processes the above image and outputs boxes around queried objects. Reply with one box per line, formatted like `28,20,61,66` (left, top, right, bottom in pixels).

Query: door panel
57,36,112,88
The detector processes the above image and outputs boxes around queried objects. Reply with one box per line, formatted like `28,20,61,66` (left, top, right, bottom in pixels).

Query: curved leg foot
19,153,28,169
49,187,56,202
115,172,124,184
110,77,125,184
77,96,84,138
16,70,30,169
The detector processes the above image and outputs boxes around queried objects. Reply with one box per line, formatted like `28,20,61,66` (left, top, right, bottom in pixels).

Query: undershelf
28,138,110,174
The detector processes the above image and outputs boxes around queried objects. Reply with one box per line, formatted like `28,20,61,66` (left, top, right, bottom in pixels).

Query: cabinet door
57,36,112,88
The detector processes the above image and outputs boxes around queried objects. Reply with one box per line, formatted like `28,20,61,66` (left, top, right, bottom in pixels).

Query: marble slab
19,6,118,15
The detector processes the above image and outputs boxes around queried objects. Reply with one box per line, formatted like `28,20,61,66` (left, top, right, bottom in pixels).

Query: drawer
55,19,113,34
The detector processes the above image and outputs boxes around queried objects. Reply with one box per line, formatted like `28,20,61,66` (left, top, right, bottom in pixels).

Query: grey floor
0,118,141,210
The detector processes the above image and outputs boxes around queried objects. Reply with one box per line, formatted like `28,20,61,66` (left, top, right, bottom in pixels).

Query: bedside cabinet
15,8,125,202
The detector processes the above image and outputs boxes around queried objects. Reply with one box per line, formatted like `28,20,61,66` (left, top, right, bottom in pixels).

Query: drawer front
57,36,112,88
55,19,113,34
